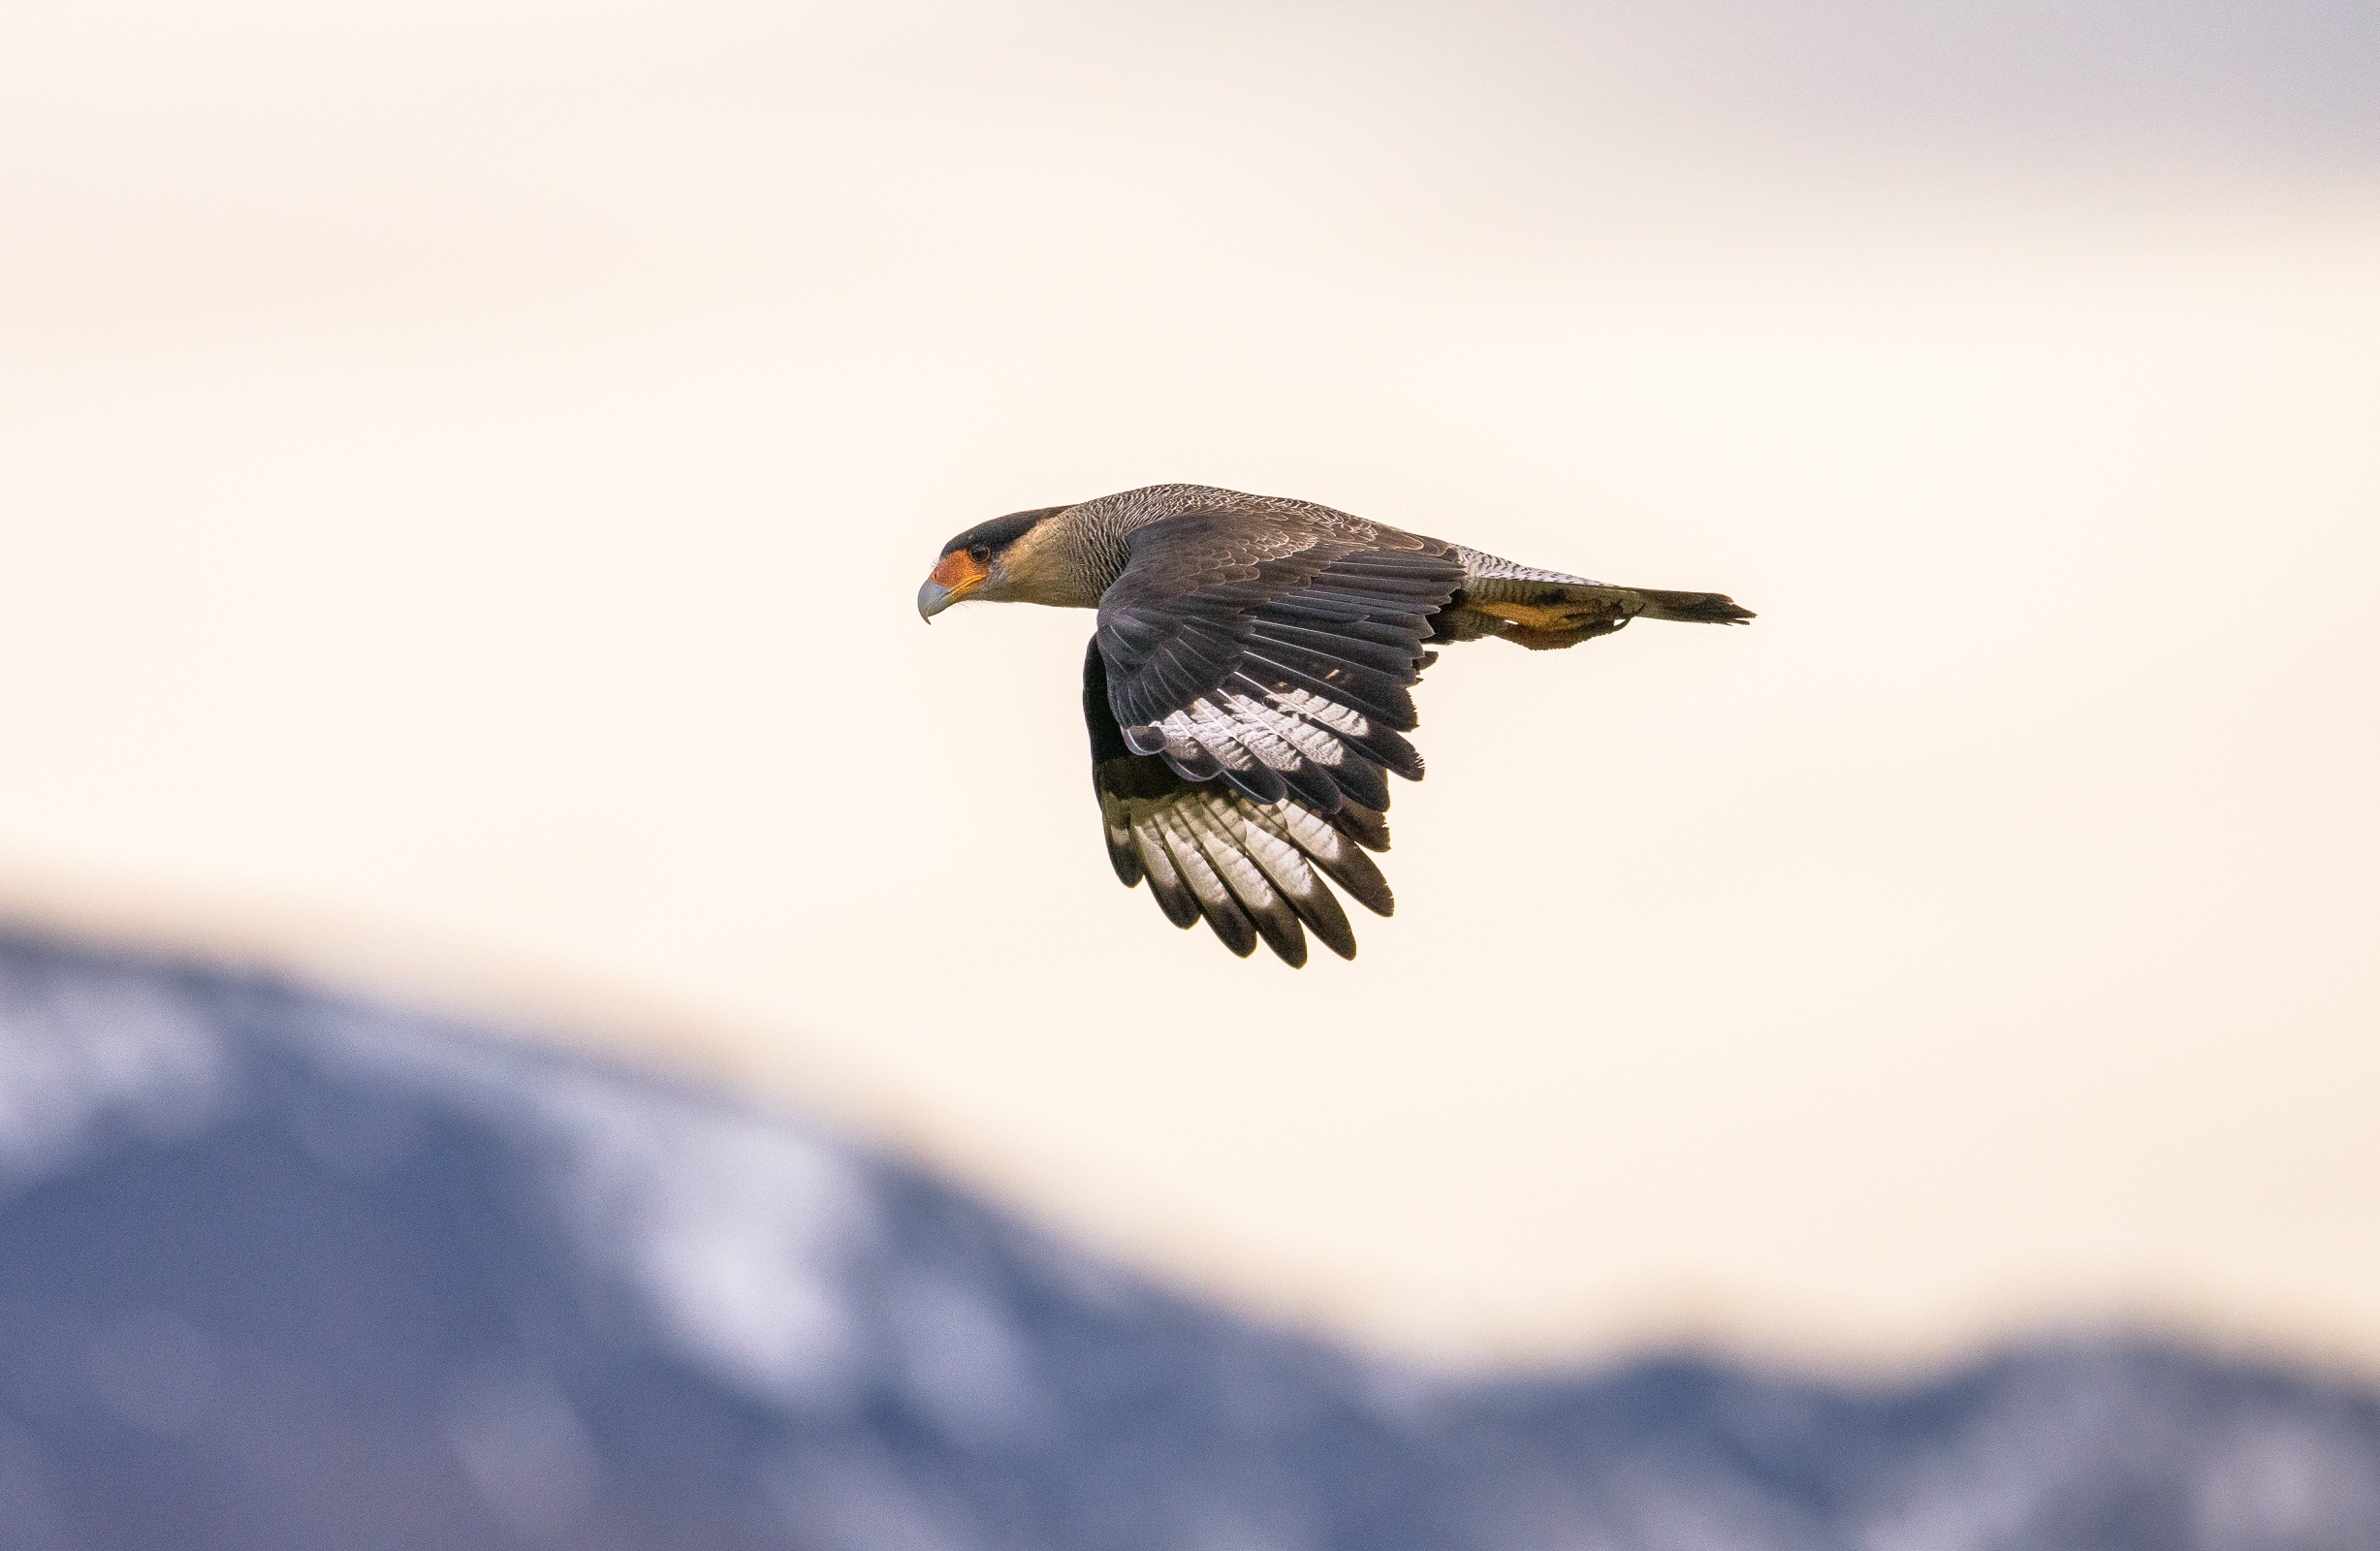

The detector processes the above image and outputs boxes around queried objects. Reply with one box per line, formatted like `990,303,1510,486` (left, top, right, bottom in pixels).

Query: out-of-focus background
2,2,2377,1543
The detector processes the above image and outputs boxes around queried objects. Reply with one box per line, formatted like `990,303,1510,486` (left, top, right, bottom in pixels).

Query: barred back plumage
923,483,1752,964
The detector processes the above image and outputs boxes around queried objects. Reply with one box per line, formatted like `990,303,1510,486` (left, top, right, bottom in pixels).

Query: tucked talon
915,484,1751,965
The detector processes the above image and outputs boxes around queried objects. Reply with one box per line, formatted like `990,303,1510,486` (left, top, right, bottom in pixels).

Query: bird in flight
917,484,1751,965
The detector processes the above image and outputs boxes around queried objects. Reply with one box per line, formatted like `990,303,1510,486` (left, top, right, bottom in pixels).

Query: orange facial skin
917,548,992,619
930,550,989,595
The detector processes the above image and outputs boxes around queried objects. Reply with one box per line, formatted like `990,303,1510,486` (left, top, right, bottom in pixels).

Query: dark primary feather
1046,491,1749,964
1085,640,1392,965
1094,510,1464,819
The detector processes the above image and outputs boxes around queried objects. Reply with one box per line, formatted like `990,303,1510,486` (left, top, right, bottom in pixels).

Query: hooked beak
917,550,989,621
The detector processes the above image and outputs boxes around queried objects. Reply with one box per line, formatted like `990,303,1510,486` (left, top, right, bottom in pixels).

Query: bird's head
916,505,1072,619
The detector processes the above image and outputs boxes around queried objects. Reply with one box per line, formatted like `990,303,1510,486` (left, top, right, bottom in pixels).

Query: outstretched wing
1086,640,1393,966
1094,509,1466,813
1084,509,1465,965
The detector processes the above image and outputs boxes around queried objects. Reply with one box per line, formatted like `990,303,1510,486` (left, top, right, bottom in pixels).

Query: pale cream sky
2,1,2375,1372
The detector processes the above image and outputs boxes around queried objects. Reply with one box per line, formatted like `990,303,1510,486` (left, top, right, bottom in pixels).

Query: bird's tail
1456,581,1756,649
1635,588,1757,625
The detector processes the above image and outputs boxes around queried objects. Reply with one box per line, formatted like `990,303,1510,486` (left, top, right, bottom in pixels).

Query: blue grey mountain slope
0,931,2374,1551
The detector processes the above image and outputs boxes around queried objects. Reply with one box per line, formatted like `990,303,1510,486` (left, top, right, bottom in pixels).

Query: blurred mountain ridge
0,927,2374,1551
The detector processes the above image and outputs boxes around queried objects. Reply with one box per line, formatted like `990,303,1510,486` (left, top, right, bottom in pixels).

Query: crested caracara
917,484,1751,965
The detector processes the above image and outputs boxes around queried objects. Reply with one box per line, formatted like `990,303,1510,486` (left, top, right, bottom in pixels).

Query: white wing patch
1151,686,1374,787
1257,685,1371,742
1104,784,1390,965
1226,689,1347,770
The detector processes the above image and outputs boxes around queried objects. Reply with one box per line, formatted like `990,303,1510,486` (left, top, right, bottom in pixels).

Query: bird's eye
968,545,992,562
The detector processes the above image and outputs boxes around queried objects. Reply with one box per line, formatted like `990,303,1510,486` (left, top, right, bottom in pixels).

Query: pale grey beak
917,579,955,620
